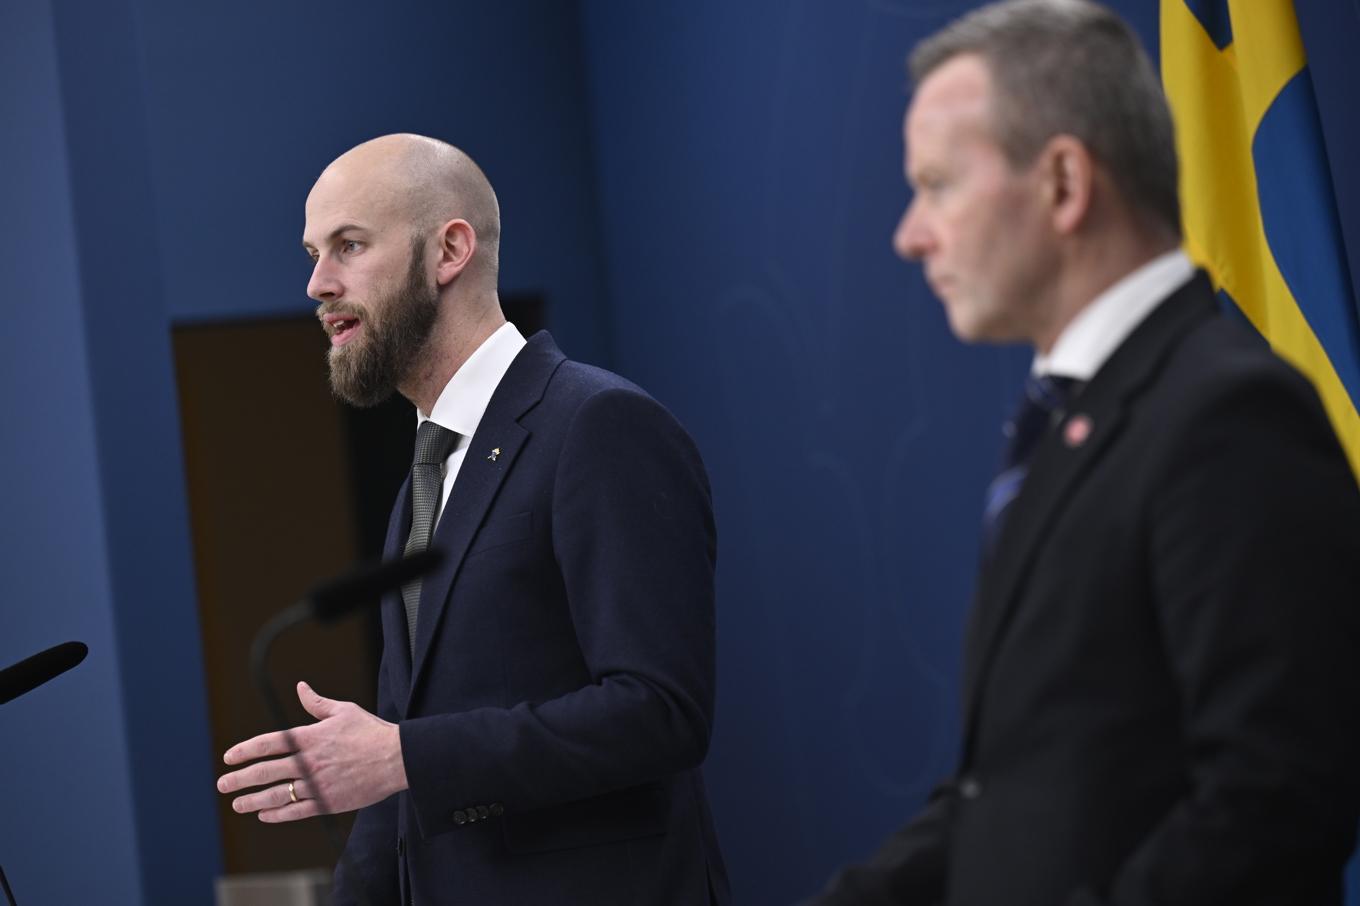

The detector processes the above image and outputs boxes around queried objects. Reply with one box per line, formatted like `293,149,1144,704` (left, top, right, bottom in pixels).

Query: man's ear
1039,134,1094,236
434,219,477,286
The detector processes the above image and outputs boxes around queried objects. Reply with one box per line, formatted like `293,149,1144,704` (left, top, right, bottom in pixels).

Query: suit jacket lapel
407,331,566,698
959,274,1219,759
379,474,415,711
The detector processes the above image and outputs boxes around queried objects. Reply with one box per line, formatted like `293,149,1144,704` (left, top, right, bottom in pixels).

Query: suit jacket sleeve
801,781,953,906
1070,368,1360,905
397,386,718,838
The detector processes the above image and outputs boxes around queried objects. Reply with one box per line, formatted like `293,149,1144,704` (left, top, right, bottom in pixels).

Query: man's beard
324,242,439,408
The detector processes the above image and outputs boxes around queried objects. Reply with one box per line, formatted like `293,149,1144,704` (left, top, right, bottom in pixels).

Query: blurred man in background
808,1,1360,903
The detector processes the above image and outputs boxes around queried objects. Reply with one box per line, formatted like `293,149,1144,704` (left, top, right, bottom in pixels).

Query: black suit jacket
334,332,729,905
810,273,1360,905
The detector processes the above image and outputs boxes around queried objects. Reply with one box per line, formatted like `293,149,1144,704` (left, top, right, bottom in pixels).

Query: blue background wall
1,1,1355,903
2,1,150,901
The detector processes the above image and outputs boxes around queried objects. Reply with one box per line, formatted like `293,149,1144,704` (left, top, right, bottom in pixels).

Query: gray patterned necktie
402,421,458,658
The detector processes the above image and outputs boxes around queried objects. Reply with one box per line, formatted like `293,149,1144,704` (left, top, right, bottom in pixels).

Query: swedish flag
1161,0,1360,476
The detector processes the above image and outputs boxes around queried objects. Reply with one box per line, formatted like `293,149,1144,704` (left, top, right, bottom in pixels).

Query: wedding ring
288,781,298,804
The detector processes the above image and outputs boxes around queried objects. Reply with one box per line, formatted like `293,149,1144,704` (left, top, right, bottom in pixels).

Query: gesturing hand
217,681,408,823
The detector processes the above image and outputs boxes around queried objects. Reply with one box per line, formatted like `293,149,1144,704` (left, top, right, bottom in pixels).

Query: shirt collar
418,322,528,438
1033,249,1195,380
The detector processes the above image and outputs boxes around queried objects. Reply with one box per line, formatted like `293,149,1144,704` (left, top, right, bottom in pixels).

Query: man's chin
327,354,395,408
943,305,986,345
943,303,1022,347
328,375,395,408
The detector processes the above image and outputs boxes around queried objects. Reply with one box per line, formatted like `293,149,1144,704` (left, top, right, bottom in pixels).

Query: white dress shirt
1033,249,1196,380
417,322,527,528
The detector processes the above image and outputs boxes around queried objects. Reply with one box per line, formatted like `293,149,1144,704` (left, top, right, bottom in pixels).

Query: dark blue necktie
981,374,1078,560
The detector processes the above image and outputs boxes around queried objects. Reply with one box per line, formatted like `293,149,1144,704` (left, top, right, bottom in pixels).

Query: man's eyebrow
302,223,367,251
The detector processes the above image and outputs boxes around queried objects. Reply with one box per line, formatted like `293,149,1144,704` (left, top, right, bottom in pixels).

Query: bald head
309,133,501,278
303,134,510,412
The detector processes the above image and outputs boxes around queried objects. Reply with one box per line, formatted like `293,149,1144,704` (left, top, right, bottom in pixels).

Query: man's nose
307,258,342,302
893,199,932,261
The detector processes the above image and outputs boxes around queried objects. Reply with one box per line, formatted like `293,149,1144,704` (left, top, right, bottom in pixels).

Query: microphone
249,548,445,717
249,549,445,639
0,641,89,903
309,549,444,622
0,641,88,705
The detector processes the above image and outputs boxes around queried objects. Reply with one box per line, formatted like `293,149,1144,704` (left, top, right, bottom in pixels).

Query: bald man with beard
216,135,730,906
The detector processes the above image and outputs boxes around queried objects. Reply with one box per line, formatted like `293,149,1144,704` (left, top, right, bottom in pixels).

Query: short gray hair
910,0,1180,237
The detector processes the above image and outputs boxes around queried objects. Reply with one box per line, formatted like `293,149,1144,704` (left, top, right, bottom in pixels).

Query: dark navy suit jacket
809,274,1360,905
335,332,729,905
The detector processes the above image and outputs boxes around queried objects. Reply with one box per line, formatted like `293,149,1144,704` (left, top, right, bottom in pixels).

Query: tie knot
413,421,458,466
1000,373,1081,472
1023,373,1079,414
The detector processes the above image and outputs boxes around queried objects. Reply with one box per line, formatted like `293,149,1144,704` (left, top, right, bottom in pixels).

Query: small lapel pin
487,447,501,462
1064,414,1093,448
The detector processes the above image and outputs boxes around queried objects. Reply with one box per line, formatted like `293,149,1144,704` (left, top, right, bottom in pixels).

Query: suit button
453,810,468,825
477,805,490,819
396,836,405,855
490,802,504,817
958,776,983,800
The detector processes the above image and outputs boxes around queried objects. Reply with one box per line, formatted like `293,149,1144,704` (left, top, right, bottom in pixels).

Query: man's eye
342,239,362,254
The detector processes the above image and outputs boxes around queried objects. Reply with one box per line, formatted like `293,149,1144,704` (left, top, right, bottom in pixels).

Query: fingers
223,729,301,766
218,687,380,824
231,778,325,820
259,797,324,823
229,779,295,815
217,754,304,795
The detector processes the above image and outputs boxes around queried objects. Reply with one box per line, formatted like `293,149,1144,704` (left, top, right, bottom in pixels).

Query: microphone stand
0,863,17,906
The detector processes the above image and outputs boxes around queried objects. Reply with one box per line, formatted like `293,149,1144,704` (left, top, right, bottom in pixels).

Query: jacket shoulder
548,359,651,402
